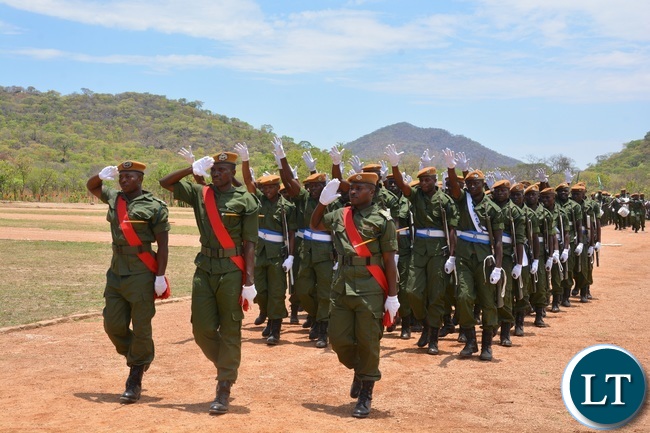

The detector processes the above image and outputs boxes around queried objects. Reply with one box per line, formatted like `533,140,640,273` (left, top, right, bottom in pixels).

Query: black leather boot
254,313,267,326
459,327,478,358
586,286,592,300
290,304,300,324
308,320,319,340
120,364,145,404
386,315,398,332
416,320,429,348
266,319,282,345
302,315,315,329
561,288,572,307
514,312,524,337
350,374,362,398
551,294,561,313
571,286,579,297
499,322,512,347
352,381,374,418
400,315,412,339
534,307,547,327
209,380,232,415
315,321,328,348
579,287,589,303
261,319,271,338
438,314,455,337
479,328,493,361
427,327,440,355
457,327,467,343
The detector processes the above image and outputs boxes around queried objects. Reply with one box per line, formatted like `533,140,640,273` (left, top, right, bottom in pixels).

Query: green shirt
454,190,504,261
173,180,259,274
254,190,297,260
533,203,555,257
323,204,397,296
101,187,170,276
395,194,413,255
295,188,334,263
408,186,459,257
559,198,583,243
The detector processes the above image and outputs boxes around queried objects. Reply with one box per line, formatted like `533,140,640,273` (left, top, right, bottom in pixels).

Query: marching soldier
539,187,570,312
159,151,259,415
568,183,590,303
86,161,170,404
311,173,399,418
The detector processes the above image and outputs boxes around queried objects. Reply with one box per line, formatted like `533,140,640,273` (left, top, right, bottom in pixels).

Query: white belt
258,229,283,243
502,234,512,244
296,229,304,239
398,229,411,236
415,228,445,238
304,229,332,242
457,230,490,245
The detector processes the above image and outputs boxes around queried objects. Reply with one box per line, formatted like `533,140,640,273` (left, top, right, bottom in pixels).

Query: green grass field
0,239,198,327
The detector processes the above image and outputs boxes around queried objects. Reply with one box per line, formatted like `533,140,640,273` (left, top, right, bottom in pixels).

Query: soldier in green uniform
539,187,570,312
384,144,459,355
159,151,259,415
640,193,646,231
581,184,601,300
273,138,334,348
235,142,297,344
86,161,170,404
629,193,644,233
444,149,504,361
567,183,590,303
311,173,399,418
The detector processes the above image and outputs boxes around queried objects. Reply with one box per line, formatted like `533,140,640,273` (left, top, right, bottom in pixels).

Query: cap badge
218,153,228,161
123,161,132,169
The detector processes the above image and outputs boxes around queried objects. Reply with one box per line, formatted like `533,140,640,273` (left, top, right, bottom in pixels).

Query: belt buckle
472,233,477,239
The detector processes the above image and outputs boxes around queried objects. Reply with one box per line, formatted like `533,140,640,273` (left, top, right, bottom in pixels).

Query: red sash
342,207,393,326
202,186,249,310
116,195,170,300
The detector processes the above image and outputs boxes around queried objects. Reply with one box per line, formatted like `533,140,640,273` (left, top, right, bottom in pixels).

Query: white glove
444,256,456,274
560,248,569,263
234,142,249,161
512,264,522,279
574,242,584,256
332,261,339,271
552,249,560,263
490,267,502,284
564,168,574,184
348,155,364,174
384,144,403,167
384,295,400,323
530,259,539,274
249,167,255,179
485,172,496,189
192,156,214,177
154,275,168,296
503,170,516,185
319,179,341,205
98,166,119,181
262,170,272,177
178,146,195,164
455,151,470,172
594,241,601,252
394,253,399,266
329,146,343,165
587,246,594,257
274,153,283,169
379,161,389,181
290,164,299,179
418,149,434,171
240,284,257,309
536,168,548,183
272,136,286,159
346,169,357,178
302,151,317,172
282,255,294,272
442,148,456,169
545,257,553,271
403,172,413,184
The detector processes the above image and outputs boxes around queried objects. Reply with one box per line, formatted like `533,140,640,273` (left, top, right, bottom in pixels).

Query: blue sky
1,0,649,169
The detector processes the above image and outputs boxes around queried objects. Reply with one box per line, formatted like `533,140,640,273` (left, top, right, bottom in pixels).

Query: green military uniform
532,203,555,309
516,203,539,316
375,186,401,221
496,200,526,327
322,204,397,382
407,186,458,330
629,196,644,232
101,186,170,367
545,202,570,301
583,197,600,286
395,194,413,325
293,187,335,324
454,190,504,332
173,180,259,382
558,196,583,301
254,190,297,320
567,196,588,295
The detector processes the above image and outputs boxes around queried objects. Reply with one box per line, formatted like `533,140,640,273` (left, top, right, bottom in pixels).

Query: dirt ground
0,202,648,433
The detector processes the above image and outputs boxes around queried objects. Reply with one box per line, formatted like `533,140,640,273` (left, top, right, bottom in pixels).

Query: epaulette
378,208,392,221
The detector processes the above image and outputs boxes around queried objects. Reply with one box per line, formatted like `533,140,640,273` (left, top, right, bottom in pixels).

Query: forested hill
345,122,522,169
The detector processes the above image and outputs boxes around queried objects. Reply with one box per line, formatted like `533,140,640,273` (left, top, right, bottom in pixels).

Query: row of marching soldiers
598,189,647,233
234,141,603,363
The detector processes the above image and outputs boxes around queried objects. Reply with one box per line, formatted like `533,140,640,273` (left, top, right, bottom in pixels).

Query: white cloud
0,19,23,34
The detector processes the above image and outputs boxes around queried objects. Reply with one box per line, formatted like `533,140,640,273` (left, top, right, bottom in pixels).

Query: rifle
440,201,458,292
509,207,524,300
557,208,568,281
525,213,537,290
586,213,593,266
486,210,504,309
280,203,294,292
592,209,600,267
572,207,581,273
543,217,552,292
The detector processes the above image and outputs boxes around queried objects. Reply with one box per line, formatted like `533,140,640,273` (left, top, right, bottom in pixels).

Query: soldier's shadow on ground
302,402,392,419
74,392,163,405
149,400,251,415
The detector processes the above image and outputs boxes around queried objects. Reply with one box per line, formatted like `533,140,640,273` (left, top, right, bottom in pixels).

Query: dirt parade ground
0,203,648,433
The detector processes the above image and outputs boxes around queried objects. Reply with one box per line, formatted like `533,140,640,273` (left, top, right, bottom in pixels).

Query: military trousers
103,269,156,367
408,252,448,328
191,267,244,382
329,291,384,382
254,254,288,320
497,255,515,324
529,261,549,308
396,252,412,318
295,256,333,322
513,265,532,314
456,255,498,331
